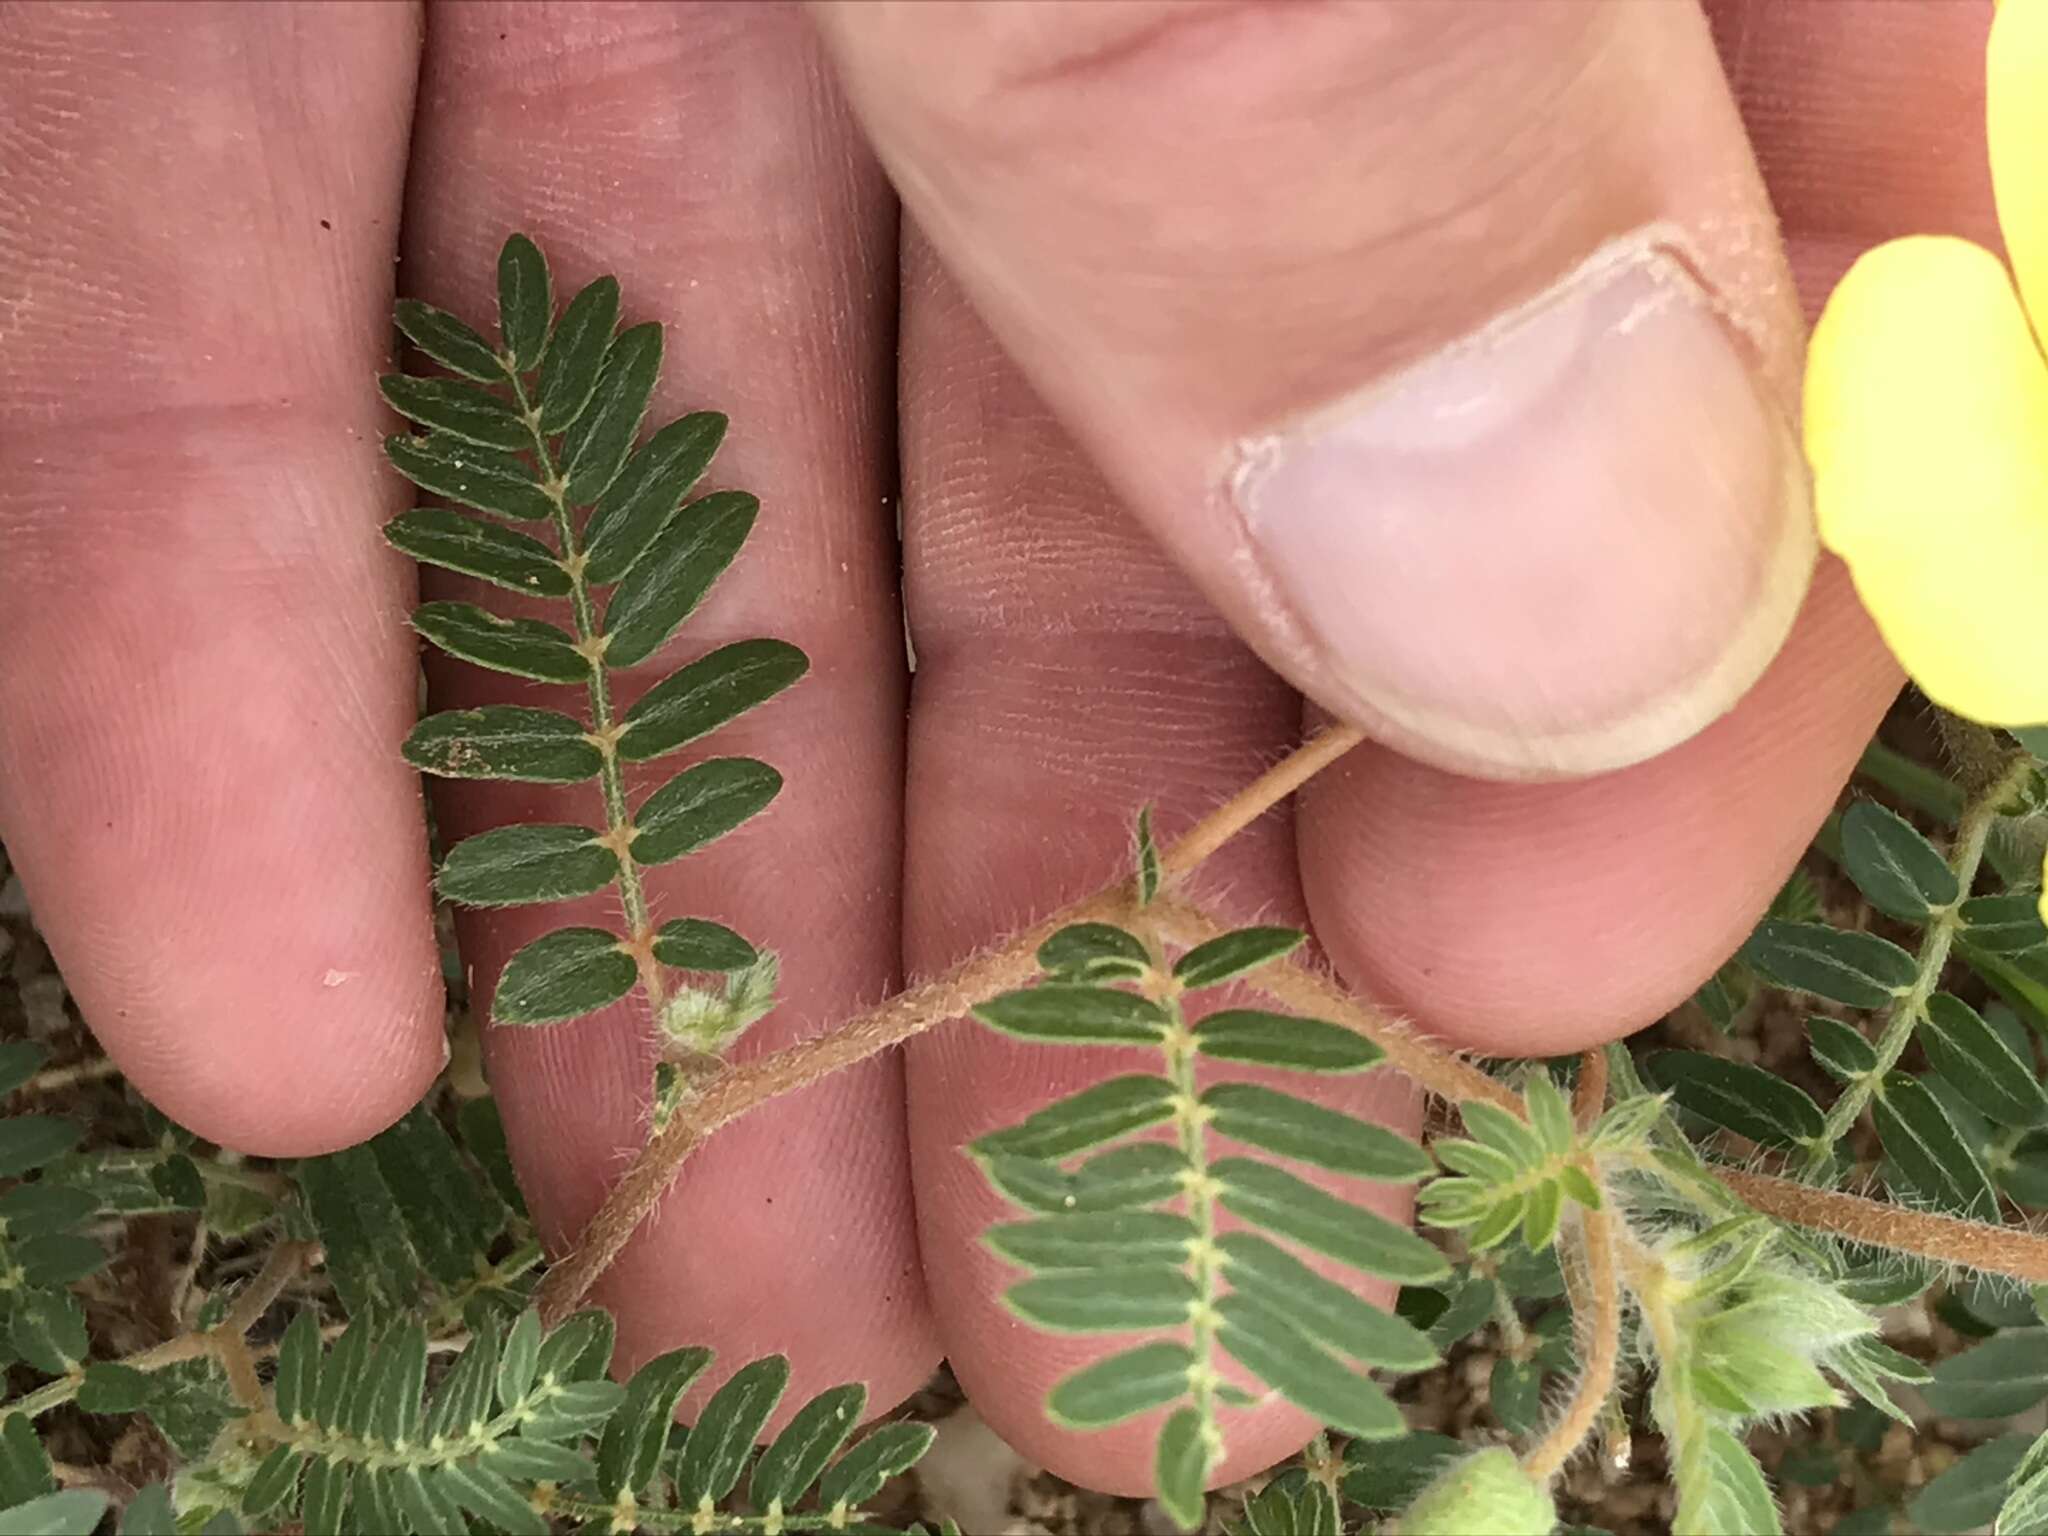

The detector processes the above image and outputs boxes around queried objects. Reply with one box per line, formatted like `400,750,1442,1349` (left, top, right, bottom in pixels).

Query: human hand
0,0,1982,1495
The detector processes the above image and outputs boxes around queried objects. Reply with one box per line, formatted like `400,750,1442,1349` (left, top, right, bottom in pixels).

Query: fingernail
1231,235,1815,779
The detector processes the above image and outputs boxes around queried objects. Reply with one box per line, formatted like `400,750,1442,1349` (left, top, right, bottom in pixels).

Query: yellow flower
1804,0,2048,920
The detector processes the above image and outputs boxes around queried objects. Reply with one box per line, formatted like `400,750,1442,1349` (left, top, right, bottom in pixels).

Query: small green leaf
1840,800,1959,920
1172,926,1305,988
300,1458,352,1536
497,1310,543,1408
1153,1407,1212,1533
1490,1356,1546,1436
117,1484,175,1536
597,1346,712,1498
494,927,636,1025
582,412,728,584
379,374,527,451
1741,919,1918,1008
411,601,587,684
674,1356,792,1508
404,706,599,783
972,985,1170,1047
534,1307,615,1383
440,1460,548,1536
0,1117,82,1179
10,1288,87,1374
619,639,808,763
1520,1177,1564,1251
1910,1433,2031,1535
383,433,554,522
603,490,759,668
1045,1341,1192,1428
1524,1075,1575,1157
1218,1232,1438,1372
973,1076,1178,1161
631,758,782,865
1688,1429,1783,1536
0,1186,89,1244
1960,890,2048,953
814,1421,935,1510
1037,923,1152,980
311,1315,376,1431
242,1447,303,1519
652,918,757,972
1921,1329,2048,1418
1213,1159,1450,1284
1920,992,2048,1127
437,824,616,908
0,1041,48,1098
1135,806,1162,905
425,1320,500,1442
1193,1009,1382,1074
521,1377,625,1441
383,507,569,597
1999,1430,2048,1536
78,1362,154,1414
497,233,552,372
1874,1072,2000,1218
1457,1100,1546,1168
562,322,662,505
1215,1291,1404,1439
395,299,501,382
1652,1051,1826,1149
536,275,620,433
750,1382,867,1511
978,1142,1188,1215
1586,1093,1668,1152
1006,1266,1196,1333
0,1418,50,1509
350,1465,401,1533
1807,1016,1878,1082
1341,1432,1463,1512
986,1210,1197,1272
364,1321,428,1448
0,1490,110,1536
1203,1083,1432,1182
484,1436,591,1483
367,1105,505,1291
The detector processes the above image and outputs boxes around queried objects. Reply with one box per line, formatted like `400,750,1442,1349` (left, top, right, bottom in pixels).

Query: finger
0,2,444,1153
900,234,1420,1493
816,0,1813,782
399,1,936,1412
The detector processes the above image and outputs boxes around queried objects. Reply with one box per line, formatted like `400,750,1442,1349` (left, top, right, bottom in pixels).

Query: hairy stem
537,725,1366,1321
1523,1202,1620,1482
1722,1168,2048,1281
544,1494,887,1533
1802,755,2034,1178
1620,1231,1715,1534
505,367,665,1019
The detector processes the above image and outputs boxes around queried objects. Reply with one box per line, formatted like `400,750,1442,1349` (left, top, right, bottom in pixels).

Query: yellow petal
1991,0,2048,333
2040,849,2048,932
1805,235,2048,725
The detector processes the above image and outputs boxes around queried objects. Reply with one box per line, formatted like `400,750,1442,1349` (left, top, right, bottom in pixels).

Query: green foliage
382,234,806,1049
1416,1076,1605,1252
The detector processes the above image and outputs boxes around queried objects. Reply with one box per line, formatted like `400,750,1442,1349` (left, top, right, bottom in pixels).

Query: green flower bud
1391,1448,1555,1536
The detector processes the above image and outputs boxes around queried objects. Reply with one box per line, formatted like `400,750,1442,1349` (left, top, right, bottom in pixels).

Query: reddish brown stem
1723,1170,2048,1281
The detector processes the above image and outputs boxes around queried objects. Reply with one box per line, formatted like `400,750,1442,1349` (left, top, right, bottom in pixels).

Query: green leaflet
1134,805,1162,905
0,1417,51,1507
1039,922,1152,979
1006,1266,1197,1333
242,1447,302,1519
404,706,600,783
1839,799,1958,921
1651,1051,1825,1150
117,1485,176,1536
595,1347,711,1498
1218,1232,1438,1372
986,1209,1197,1271
368,1107,507,1291
562,323,662,505
378,374,528,451
77,1362,153,1414
437,825,617,908
395,299,501,382
1999,1430,2048,1536
383,433,555,522
301,1457,351,1535
1920,992,2048,1127
1457,1099,1547,1168
1740,919,1918,1008
1922,1328,2048,1418
411,602,587,684
1192,1009,1382,1073
1524,1074,1574,1157
440,1461,548,1536
814,1422,935,1510
497,233,552,371
497,1311,544,1410
603,490,760,667
582,412,728,585
631,758,782,865
494,928,637,1026
749,1382,866,1511
972,984,1170,1047
1490,1357,1546,1436
652,918,758,972
1204,1083,1432,1182
0,1117,82,1179
673,1356,791,1509
536,275,620,433
0,1490,109,1536
979,1141,1188,1215
1341,1433,1464,1513
1153,1407,1211,1534
1172,926,1304,988
972,1076,1178,1161
0,1040,48,1097
1873,1072,2000,1217
1683,1430,1783,1536
384,507,569,597
275,1311,321,1427
1911,1434,2033,1535
1959,890,2048,952
1045,1341,1193,1429
1214,1291,1404,1439
1213,1159,1449,1284
425,1320,500,1441
618,639,809,763
0,1185,95,1240
1807,1016,1878,1082
11,1288,86,1374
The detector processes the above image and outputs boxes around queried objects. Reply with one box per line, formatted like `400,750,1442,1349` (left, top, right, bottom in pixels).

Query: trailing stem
1523,1203,1621,1482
